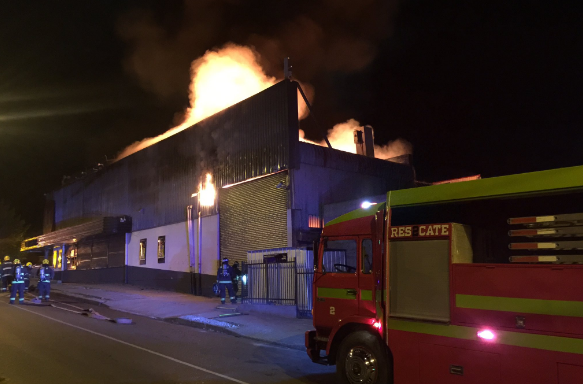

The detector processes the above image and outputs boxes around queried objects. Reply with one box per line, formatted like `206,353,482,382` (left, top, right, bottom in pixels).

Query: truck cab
307,165,583,384
311,206,381,337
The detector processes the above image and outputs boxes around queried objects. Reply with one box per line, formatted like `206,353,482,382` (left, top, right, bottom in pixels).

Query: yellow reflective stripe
325,203,386,226
361,290,373,301
456,294,583,318
317,287,374,300
317,287,356,300
388,318,583,355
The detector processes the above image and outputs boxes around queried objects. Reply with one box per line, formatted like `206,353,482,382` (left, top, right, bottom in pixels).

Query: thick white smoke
300,118,412,160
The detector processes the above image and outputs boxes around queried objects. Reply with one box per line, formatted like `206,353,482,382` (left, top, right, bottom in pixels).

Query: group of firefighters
0,256,54,304
3,255,236,305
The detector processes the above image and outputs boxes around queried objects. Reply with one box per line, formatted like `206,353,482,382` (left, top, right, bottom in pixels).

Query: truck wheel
336,330,391,384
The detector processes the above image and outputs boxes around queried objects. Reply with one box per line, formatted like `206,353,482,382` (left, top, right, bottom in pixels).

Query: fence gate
243,260,296,306
242,260,314,318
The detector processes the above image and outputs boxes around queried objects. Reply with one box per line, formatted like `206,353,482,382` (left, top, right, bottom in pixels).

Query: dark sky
1,0,582,234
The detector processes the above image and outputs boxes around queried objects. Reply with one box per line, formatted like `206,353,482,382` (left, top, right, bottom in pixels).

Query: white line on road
5,303,250,384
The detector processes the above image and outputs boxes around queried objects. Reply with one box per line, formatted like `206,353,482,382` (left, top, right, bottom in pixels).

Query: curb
165,317,242,337
50,290,110,308
165,317,305,351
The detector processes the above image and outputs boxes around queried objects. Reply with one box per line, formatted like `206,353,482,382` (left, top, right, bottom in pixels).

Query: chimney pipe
363,125,375,158
354,130,365,156
354,125,375,158
284,57,292,79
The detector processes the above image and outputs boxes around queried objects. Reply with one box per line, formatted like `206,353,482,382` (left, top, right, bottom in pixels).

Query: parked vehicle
306,165,583,384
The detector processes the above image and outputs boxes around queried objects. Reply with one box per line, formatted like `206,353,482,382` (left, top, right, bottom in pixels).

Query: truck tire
336,330,391,384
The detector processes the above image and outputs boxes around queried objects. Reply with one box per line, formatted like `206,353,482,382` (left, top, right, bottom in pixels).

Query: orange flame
198,173,216,207
117,44,309,160
182,44,276,128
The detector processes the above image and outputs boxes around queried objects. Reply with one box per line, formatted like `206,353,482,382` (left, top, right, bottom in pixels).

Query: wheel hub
344,346,378,384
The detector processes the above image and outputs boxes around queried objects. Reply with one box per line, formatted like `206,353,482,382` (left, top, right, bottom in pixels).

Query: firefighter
37,259,54,301
216,258,237,304
9,259,25,304
1,256,13,292
24,262,33,291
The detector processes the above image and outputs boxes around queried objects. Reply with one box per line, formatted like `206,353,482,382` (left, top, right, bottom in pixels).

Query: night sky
1,0,581,234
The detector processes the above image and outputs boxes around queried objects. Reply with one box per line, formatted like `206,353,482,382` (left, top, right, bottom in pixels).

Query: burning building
21,80,414,295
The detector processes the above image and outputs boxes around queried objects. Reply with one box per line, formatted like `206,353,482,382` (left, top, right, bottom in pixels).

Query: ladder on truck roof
508,212,583,264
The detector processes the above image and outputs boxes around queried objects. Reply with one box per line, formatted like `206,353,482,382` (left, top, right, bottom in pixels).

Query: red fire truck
306,165,583,384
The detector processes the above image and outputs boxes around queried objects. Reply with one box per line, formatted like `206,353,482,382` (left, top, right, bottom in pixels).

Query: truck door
314,237,359,331
358,237,375,317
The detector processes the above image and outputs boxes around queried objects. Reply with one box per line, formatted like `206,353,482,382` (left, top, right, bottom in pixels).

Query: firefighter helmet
3,255,9,261
26,262,32,267
13,259,20,265
222,258,229,264
42,259,50,265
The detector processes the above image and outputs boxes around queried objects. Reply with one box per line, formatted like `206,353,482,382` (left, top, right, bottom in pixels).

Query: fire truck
306,165,583,384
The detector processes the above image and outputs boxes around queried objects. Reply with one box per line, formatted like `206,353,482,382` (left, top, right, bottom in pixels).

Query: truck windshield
323,239,357,273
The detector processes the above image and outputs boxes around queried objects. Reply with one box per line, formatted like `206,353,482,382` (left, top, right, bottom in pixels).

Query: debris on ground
48,304,134,324
216,312,248,318
215,305,238,311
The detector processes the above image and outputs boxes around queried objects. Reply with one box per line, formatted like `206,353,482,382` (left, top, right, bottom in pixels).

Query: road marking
5,303,250,384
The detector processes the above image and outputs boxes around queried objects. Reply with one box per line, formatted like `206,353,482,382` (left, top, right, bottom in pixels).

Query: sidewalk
51,283,311,350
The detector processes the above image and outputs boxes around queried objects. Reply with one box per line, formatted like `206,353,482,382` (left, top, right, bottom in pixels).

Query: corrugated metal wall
48,80,298,233
291,142,416,237
219,172,289,263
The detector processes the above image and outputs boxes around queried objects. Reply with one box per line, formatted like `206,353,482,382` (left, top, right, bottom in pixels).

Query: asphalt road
0,292,335,384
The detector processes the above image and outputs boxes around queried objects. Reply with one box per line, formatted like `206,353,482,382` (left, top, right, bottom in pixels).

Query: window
308,215,323,228
322,239,357,273
362,239,373,274
139,239,147,265
157,236,165,263
67,247,77,270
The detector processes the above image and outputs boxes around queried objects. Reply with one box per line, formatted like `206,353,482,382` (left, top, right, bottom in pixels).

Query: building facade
22,80,415,296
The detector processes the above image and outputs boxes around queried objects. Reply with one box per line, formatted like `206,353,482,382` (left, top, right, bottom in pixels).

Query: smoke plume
301,118,413,160
116,44,278,160
118,1,398,99
116,1,403,160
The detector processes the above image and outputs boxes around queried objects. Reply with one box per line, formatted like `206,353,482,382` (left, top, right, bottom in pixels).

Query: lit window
68,247,77,270
139,239,147,265
57,248,62,269
309,215,323,229
157,236,165,264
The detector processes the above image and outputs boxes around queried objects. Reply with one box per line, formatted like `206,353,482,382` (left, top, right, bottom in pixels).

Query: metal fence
243,261,297,306
242,259,314,318
296,264,314,318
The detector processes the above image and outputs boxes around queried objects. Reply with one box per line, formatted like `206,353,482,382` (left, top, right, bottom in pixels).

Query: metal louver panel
107,235,126,268
77,242,92,270
220,172,289,263
90,240,108,269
